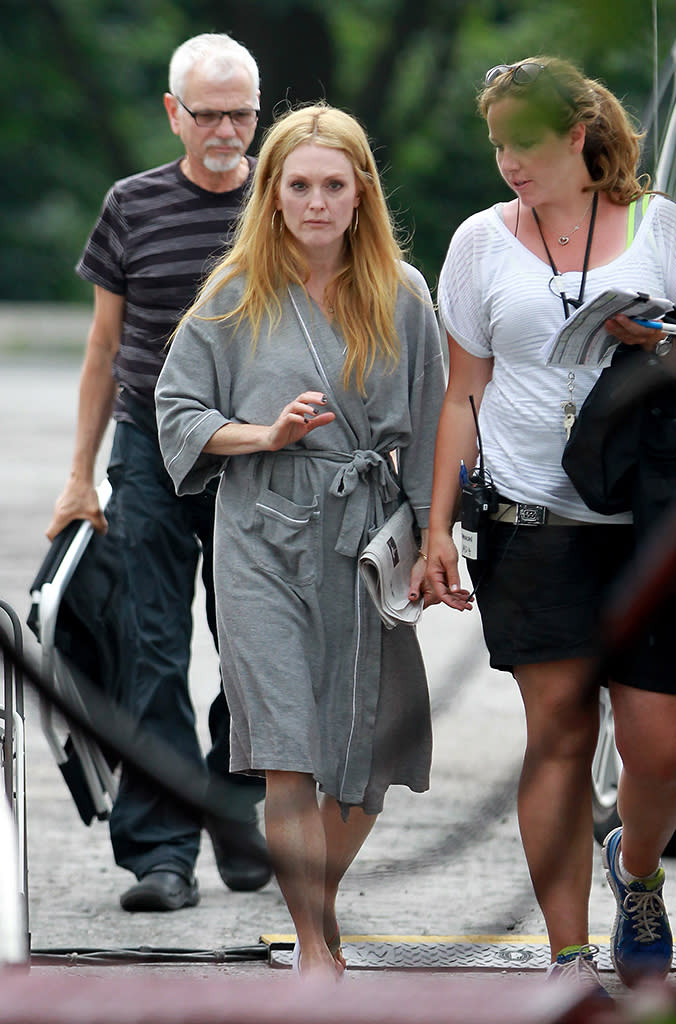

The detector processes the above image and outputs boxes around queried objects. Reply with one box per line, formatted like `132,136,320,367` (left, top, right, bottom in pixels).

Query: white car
591,42,676,854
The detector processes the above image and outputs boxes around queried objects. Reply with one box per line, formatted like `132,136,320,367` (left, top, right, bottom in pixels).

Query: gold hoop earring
350,208,359,235
270,210,284,236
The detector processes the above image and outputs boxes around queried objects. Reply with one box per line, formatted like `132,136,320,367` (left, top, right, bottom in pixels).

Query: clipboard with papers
544,288,673,367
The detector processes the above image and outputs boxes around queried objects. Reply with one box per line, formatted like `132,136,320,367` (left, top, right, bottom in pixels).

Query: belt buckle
515,503,548,526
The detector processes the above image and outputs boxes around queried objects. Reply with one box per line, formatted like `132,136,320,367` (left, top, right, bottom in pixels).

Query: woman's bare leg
514,658,599,959
264,770,336,979
611,684,676,876
320,796,377,965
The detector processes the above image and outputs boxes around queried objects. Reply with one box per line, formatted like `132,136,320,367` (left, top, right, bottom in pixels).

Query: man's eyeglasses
174,95,259,129
484,62,574,108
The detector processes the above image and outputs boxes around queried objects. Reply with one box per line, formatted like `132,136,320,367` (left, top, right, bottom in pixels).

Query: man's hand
47,478,107,540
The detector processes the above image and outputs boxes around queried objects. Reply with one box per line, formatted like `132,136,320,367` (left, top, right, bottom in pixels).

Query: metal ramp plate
265,936,615,972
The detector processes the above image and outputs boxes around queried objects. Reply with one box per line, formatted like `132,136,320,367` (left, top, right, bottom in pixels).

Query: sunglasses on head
484,62,546,86
484,62,575,108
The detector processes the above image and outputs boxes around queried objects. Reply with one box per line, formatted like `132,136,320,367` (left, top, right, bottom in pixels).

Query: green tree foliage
2,0,676,301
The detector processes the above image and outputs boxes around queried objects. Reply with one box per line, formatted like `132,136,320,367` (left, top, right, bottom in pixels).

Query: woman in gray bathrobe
156,103,445,980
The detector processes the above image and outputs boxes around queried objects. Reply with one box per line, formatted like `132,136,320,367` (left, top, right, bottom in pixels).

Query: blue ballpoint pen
631,318,676,334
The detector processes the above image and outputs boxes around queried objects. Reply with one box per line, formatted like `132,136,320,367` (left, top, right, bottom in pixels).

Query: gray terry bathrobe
156,263,445,814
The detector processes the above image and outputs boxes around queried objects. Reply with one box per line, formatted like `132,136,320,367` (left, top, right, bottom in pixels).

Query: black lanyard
532,191,598,320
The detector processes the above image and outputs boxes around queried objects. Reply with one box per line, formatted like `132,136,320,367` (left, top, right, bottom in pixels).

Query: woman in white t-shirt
427,56,676,992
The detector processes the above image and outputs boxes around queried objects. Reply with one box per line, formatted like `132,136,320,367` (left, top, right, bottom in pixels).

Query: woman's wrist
428,521,453,539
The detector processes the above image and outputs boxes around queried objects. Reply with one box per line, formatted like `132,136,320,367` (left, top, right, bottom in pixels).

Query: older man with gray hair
48,33,270,912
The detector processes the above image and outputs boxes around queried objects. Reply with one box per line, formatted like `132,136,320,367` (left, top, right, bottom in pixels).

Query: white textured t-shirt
438,195,676,521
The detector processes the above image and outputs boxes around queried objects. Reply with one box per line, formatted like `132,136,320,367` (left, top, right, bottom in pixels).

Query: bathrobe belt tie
328,449,400,557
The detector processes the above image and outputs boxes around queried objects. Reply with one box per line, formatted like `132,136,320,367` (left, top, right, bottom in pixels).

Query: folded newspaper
544,288,673,367
359,501,423,629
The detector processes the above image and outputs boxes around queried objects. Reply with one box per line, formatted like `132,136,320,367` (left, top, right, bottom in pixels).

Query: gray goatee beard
203,146,242,173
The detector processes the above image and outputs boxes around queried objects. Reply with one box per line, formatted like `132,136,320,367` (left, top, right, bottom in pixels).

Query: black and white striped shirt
77,156,255,424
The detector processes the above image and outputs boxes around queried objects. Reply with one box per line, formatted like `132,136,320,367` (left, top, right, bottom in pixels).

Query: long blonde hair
479,56,649,204
182,103,409,394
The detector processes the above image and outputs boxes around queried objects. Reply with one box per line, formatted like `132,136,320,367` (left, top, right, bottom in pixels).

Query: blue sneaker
602,826,673,985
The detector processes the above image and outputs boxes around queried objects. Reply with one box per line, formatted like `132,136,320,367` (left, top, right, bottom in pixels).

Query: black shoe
206,817,272,893
120,866,200,912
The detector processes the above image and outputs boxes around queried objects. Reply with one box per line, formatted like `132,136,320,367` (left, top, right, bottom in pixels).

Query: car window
644,42,676,195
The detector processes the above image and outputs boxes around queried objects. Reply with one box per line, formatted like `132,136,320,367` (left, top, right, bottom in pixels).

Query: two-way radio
460,394,498,560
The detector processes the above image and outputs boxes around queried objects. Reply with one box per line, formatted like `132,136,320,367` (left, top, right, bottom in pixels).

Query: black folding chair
27,479,125,826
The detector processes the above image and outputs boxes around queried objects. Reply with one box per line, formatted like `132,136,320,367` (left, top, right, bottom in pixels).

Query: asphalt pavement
0,313,674,1019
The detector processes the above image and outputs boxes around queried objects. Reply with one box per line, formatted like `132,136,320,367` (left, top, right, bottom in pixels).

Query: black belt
489,502,594,526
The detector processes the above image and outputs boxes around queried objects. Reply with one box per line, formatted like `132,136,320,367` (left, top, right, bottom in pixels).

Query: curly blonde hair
184,103,413,394
478,56,649,204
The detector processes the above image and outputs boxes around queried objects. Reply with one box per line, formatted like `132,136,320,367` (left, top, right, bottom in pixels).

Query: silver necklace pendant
558,234,570,246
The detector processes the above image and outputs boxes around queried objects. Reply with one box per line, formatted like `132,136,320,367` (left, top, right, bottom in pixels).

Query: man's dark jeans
106,421,263,880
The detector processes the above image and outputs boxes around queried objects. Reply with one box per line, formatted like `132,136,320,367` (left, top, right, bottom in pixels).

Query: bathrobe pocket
254,488,320,585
